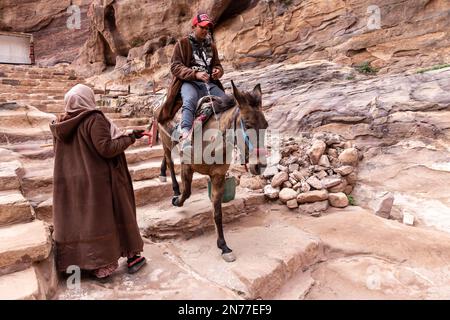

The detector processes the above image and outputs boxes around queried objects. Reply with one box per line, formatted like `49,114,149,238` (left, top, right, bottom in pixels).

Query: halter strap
232,107,255,151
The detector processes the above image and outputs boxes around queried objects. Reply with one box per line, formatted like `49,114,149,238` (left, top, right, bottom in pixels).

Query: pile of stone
260,133,361,216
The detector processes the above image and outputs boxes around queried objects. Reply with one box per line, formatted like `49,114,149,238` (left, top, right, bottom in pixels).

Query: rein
231,107,266,172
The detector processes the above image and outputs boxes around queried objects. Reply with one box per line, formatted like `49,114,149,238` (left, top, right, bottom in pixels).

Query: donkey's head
231,80,269,175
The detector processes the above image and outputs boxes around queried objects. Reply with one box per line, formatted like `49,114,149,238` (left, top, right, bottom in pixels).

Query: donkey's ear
253,84,262,103
231,80,243,104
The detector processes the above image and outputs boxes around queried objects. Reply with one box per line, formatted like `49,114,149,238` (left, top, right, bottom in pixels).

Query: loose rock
338,148,359,166
279,188,298,203
328,192,349,208
271,171,289,188
297,190,329,203
307,140,326,165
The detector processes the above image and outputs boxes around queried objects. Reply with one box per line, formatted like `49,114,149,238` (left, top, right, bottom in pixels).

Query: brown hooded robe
50,110,143,272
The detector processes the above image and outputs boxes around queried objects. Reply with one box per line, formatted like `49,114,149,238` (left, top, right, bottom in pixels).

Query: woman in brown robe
50,84,146,279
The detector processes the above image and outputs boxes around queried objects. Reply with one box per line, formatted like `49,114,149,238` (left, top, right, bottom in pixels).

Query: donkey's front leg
211,174,236,262
172,165,193,207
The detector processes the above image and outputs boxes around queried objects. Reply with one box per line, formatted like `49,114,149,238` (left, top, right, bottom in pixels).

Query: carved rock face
3,0,449,77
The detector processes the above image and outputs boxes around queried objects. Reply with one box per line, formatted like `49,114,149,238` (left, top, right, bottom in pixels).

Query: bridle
232,107,267,170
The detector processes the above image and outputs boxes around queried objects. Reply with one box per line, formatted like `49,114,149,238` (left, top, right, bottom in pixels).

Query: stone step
0,84,75,93
21,163,54,198
97,106,120,113
0,70,76,79
0,73,78,81
0,220,52,274
134,173,209,207
5,101,60,111
129,158,179,181
0,101,64,114
0,108,56,128
0,127,53,144
0,80,80,89
34,103,64,114
0,65,75,74
128,136,156,149
33,173,210,222
121,125,148,132
54,241,240,300
125,145,164,164
0,267,44,300
3,138,156,161
0,161,23,191
21,153,166,198
138,189,266,240
169,217,324,299
111,117,150,127
102,112,125,119
0,94,65,100
1,143,54,161
0,190,34,227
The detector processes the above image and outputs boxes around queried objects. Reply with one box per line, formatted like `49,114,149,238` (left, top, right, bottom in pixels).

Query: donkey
155,81,268,262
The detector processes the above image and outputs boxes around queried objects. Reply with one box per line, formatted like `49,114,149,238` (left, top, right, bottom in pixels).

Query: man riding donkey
158,13,227,154
155,13,269,262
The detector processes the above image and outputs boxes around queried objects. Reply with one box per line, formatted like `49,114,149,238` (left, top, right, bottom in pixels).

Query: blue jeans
180,81,226,131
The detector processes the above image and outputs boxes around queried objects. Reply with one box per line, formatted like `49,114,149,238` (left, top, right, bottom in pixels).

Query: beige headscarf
64,84,126,139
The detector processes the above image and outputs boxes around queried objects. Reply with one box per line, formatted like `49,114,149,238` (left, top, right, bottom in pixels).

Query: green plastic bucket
207,176,236,203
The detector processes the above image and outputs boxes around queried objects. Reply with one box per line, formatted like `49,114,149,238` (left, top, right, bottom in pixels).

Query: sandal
91,261,118,281
127,255,147,274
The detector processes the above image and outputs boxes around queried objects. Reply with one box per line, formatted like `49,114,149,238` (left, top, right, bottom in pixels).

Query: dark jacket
50,110,143,271
157,36,224,123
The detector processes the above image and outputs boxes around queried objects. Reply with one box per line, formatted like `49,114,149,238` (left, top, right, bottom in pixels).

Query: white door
0,34,31,64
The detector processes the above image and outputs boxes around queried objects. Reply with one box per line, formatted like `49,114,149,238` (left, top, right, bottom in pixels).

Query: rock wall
215,0,450,74
72,0,235,76
2,1,448,76
225,59,450,233
73,0,450,79
0,0,91,65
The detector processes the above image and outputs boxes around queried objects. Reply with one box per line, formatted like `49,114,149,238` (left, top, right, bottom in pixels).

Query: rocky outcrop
222,60,450,148
215,0,450,74
0,0,91,66
74,0,450,81
2,0,449,77
228,59,450,233
73,0,234,76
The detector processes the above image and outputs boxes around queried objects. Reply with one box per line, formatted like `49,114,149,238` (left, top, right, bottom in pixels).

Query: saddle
170,94,236,142
194,94,236,125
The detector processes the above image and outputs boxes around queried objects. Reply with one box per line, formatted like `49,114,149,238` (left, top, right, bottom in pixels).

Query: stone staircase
0,64,81,114
0,100,56,299
0,77,271,299
1,64,323,300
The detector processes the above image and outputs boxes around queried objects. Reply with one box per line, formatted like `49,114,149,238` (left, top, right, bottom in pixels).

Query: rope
204,82,220,130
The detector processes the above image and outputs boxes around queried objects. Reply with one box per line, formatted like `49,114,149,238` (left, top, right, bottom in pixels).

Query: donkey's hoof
159,176,167,183
222,252,236,263
172,196,182,207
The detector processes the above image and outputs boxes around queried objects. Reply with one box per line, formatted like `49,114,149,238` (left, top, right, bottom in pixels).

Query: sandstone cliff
0,0,91,65
2,1,448,77
72,0,450,78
